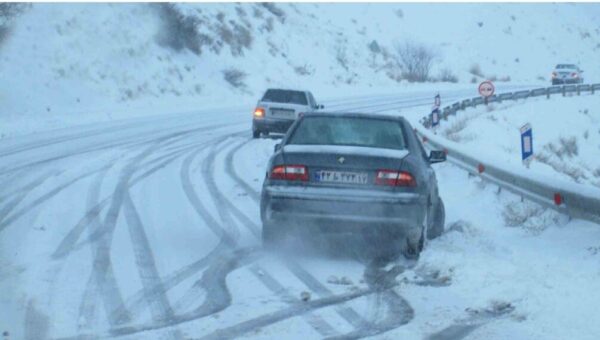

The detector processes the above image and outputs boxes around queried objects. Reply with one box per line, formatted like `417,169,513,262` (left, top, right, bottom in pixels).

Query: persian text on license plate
315,170,369,184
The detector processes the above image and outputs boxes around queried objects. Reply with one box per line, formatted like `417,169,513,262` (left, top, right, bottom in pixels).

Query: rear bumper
253,118,295,133
261,185,426,238
552,78,580,84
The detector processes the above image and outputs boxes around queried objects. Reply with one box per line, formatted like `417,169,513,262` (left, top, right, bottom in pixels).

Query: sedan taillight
551,72,557,78
375,170,416,187
270,165,308,181
571,72,578,78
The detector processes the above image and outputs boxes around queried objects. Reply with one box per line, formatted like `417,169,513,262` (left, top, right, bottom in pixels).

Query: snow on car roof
283,144,409,159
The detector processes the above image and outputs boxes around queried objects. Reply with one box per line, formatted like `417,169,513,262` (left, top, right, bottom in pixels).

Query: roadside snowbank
439,94,600,188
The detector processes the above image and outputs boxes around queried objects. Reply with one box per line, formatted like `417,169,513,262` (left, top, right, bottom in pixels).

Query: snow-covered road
2,86,600,340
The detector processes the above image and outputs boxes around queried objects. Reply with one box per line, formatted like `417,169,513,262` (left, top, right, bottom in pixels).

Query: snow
437,93,600,189
2,92,599,339
1,3,600,340
2,3,600,137
283,144,409,159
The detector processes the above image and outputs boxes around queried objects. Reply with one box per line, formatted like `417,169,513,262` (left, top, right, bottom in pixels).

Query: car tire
404,229,424,260
427,198,445,240
252,129,260,139
403,203,430,260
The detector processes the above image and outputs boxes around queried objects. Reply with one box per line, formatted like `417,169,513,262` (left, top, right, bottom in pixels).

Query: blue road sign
520,123,533,165
431,108,440,128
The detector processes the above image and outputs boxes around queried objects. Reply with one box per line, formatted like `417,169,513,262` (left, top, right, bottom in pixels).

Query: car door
407,123,439,206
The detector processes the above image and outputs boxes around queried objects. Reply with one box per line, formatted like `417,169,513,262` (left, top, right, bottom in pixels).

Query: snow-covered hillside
1,3,600,136
438,94,600,188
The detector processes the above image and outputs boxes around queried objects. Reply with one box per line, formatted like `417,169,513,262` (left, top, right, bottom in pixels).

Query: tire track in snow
93,136,230,324
51,131,222,260
197,138,338,337
77,163,115,332
0,170,59,222
80,138,172,329
198,284,396,340
0,165,111,233
325,262,414,340
56,247,263,340
122,193,176,320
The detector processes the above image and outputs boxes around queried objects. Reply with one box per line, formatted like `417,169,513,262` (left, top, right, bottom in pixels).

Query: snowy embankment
2,3,600,137
438,94,600,189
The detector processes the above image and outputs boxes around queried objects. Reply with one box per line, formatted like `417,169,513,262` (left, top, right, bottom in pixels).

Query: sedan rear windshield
261,90,308,105
556,64,577,69
288,116,407,150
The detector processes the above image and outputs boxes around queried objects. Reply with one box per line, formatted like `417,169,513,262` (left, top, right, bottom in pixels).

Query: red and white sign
478,80,495,97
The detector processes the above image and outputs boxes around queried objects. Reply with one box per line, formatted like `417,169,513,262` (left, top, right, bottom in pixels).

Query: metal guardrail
426,83,600,128
420,83,600,224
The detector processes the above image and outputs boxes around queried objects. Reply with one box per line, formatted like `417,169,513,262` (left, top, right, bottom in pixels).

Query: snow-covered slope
1,3,600,136
438,94,600,188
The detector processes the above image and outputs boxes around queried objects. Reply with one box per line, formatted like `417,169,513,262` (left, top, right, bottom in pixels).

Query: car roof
264,88,310,93
302,111,405,122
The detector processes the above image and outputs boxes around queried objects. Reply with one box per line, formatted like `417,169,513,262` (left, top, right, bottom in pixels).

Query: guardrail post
592,86,595,95
546,88,550,99
577,86,581,96
562,86,566,97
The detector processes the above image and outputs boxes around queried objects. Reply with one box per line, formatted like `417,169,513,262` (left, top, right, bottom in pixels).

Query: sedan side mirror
429,150,446,164
274,143,281,152
318,104,325,109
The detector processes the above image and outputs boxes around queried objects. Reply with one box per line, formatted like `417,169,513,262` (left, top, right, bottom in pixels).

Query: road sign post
520,123,533,168
429,94,441,131
479,80,495,104
430,108,440,130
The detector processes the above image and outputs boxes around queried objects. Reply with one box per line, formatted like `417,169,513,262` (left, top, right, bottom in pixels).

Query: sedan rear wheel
252,129,260,139
404,205,429,260
427,198,445,240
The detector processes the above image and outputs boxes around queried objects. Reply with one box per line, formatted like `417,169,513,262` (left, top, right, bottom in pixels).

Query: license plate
271,109,295,118
315,170,369,184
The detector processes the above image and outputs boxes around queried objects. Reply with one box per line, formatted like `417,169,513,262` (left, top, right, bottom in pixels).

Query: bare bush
223,68,247,88
260,3,286,23
216,20,253,56
335,44,349,71
395,41,436,82
498,75,511,82
443,118,469,142
368,40,381,54
294,64,313,76
536,137,586,183
438,68,458,83
502,201,559,234
0,3,29,48
470,76,478,83
154,4,211,55
0,3,28,21
539,138,578,160
469,63,483,77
